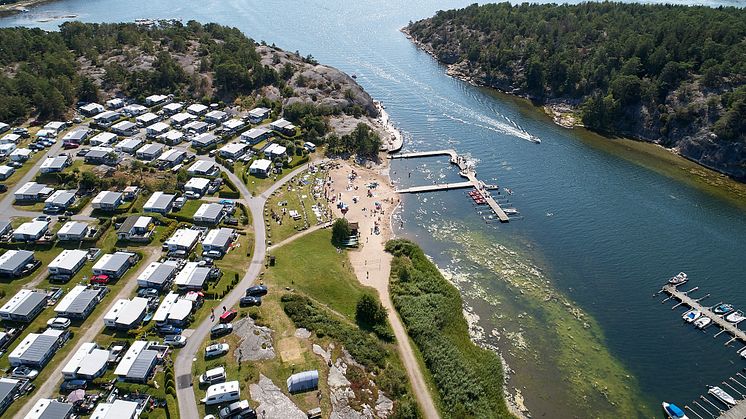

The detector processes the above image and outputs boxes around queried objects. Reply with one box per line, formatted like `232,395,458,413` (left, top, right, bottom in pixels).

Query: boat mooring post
693,400,716,418
729,376,746,392
684,405,707,419
700,395,724,414
722,381,744,398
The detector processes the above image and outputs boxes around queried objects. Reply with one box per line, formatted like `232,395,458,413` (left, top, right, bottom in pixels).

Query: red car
63,142,79,149
90,274,110,284
219,309,237,323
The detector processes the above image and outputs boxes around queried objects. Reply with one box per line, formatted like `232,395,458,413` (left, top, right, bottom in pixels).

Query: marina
390,149,513,222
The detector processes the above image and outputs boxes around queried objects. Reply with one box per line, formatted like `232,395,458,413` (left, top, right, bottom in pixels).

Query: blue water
3,0,746,417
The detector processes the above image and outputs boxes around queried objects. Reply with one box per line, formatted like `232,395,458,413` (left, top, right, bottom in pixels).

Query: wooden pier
662,284,746,345
718,402,746,419
390,149,511,222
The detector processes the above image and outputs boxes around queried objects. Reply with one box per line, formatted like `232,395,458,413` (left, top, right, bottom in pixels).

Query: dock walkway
389,149,510,222
718,403,746,419
662,284,746,345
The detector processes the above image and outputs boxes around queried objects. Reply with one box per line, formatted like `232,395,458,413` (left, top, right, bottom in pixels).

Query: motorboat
713,303,735,315
708,386,737,406
738,346,746,359
726,310,746,323
682,309,701,323
694,317,712,329
662,402,688,419
668,272,688,286
504,208,520,216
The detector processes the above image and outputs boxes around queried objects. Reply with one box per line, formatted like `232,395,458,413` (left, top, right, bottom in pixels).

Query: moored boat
682,309,701,323
708,386,737,406
726,310,746,323
668,272,688,286
738,346,746,359
714,303,734,315
662,402,688,419
694,317,712,329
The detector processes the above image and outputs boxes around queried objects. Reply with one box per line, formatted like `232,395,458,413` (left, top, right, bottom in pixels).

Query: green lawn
264,168,330,245
175,199,206,218
263,229,368,320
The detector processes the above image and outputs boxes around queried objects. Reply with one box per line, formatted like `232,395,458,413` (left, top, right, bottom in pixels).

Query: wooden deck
390,149,510,222
662,284,746,345
718,403,746,419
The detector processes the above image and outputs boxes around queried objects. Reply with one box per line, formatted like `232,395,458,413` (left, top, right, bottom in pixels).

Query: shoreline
400,26,746,187
0,0,58,17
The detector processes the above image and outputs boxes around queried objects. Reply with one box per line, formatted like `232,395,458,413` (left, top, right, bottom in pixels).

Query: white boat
694,317,712,329
708,386,737,406
668,272,688,286
738,347,746,359
662,402,689,419
682,309,701,323
726,310,746,323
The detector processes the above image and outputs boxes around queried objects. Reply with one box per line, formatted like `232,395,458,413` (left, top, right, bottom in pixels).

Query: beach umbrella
68,389,85,403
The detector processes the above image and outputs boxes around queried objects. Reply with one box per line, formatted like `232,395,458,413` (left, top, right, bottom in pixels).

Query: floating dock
390,149,511,222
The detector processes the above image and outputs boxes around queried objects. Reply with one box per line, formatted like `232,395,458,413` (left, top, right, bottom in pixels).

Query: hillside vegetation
0,21,378,142
405,2,746,180
386,239,510,418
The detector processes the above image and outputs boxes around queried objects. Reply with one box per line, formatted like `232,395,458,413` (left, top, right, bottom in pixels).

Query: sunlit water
3,0,746,417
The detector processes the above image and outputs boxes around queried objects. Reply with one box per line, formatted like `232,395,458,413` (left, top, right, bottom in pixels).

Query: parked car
245,285,268,297
60,379,87,392
210,323,232,338
11,366,39,380
47,317,71,330
0,184,7,193
218,400,256,419
184,191,201,199
35,215,52,222
63,142,79,150
76,148,89,157
163,334,187,348
199,366,226,386
205,343,229,358
137,288,160,299
202,250,223,259
8,161,23,168
90,274,110,284
219,309,237,323
239,296,261,307
158,325,182,336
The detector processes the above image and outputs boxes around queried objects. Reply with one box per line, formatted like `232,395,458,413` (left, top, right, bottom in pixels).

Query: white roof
115,138,143,151
114,341,147,376
62,342,97,375
1,133,21,143
166,228,200,249
249,107,270,117
223,119,244,130
204,380,240,399
104,297,148,327
153,292,192,323
265,143,287,155
137,143,164,156
0,289,43,315
57,221,88,237
91,400,139,419
203,228,234,248
93,110,120,121
49,249,87,272
163,102,183,112
0,165,14,175
187,160,215,174
160,130,184,142
10,148,31,157
219,142,247,155
174,261,210,288
171,112,196,124
157,148,185,162
147,122,170,133
134,216,152,230
111,120,136,131
194,203,224,221
185,177,210,190
123,104,147,114
187,103,208,114
146,94,168,103
24,398,73,419
90,132,118,145
9,329,64,361
14,220,49,236
136,112,159,124
249,159,272,171
206,110,227,119
93,252,132,272
92,190,122,206
144,191,175,210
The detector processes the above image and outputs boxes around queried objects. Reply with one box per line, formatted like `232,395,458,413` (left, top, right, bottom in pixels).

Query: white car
11,366,38,380
205,343,229,358
163,335,187,347
47,317,71,329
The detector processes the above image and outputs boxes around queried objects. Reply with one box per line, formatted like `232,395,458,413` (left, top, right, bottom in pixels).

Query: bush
331,218,351,246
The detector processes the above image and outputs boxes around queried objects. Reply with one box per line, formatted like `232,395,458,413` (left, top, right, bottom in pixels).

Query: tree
331,218,351,246
77,76,100,103
356,294,387,327
79,171,100,190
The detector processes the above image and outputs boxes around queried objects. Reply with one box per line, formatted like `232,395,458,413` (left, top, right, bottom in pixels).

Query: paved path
175,163,313,419
266,222,331,252
12,251,162,419
0,140,64,217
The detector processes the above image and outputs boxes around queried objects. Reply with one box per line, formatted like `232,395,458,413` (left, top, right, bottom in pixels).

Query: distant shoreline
0,0,59,17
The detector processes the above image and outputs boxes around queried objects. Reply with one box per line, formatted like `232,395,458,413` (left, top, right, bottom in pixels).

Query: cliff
404,3,746,181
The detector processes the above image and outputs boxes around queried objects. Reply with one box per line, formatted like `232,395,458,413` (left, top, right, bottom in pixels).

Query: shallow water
4,0,746,417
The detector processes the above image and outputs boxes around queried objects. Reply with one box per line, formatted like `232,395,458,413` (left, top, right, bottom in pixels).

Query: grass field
264,168,330,245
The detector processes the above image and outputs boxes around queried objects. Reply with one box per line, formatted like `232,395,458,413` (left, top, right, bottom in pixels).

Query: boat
738,347,746,359
714,303,735,315
726,310,746,323
682,309,701,323
694,317,711,329
668,272,688,286
662,402,689,419
504,208,520,216
708,386,737,406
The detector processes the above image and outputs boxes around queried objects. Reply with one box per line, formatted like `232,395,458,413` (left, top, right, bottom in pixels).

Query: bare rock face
234,317,275,361
250,374,307,419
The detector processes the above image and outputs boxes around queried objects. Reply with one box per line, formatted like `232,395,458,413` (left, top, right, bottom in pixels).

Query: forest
0,21,291,122
406,2,746,179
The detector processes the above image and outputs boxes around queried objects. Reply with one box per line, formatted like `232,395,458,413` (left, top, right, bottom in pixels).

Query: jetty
661,284,746,346
390,149,511,222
